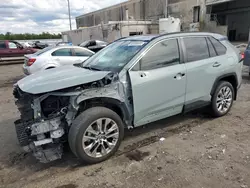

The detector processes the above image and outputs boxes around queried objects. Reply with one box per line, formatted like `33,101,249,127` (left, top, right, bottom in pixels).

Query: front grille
15,119,30,146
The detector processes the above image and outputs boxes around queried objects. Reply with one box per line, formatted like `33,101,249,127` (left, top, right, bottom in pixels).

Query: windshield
82,40,147,72
80,41,90,47
33,46,53,56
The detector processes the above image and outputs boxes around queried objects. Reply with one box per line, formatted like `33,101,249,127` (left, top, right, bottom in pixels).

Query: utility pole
165,0,168,18
67,0,72,30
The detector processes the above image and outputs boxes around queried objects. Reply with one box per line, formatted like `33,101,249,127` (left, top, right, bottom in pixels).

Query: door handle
174,72,185,79
213,62,221,67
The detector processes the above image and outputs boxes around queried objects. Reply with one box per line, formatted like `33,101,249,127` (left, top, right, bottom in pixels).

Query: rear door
72,47,94,63
244,43,250,66
182,36,222,106
51,48,74,66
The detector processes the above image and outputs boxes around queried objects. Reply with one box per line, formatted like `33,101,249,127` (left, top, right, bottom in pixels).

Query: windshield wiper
83,66,101,71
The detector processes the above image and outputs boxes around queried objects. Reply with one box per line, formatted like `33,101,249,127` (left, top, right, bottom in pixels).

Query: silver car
23,45,94,75
14,32,242,164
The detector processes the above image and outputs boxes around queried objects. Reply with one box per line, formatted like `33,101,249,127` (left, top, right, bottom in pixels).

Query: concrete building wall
76,0,208,31
168,0,206,31
63,21,159,45
76,0,167,28
211,0,250,41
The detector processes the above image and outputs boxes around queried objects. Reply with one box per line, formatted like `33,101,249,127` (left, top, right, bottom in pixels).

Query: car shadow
0,108,213,176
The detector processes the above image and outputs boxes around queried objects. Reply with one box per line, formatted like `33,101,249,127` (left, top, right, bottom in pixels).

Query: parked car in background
243,42,250,75
0,40,37,57
32,41,49,49
79,40,108,52
56,42,72,46
23,45,94,75
14,32,242,164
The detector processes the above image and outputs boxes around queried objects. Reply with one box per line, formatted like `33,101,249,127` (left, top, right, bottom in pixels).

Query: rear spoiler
218,36,228,41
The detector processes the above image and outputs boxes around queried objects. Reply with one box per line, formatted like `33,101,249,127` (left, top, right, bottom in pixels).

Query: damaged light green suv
14,32,242,164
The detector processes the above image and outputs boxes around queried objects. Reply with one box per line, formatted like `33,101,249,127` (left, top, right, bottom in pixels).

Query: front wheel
211,81,234,117
68,107,124,164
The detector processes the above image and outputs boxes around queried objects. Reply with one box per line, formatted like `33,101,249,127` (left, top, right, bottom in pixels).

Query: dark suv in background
79,40,108,52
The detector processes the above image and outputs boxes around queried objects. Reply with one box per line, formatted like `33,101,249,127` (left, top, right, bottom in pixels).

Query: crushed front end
13,85,71,163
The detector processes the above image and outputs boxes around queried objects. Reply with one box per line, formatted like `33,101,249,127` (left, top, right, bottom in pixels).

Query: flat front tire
68,107,124,164
211,81,234,117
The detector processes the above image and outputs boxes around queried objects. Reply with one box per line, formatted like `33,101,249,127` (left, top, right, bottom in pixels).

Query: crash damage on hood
13,71,133,163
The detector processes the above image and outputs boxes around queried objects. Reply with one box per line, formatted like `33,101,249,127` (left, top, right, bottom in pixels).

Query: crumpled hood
17,65,110,94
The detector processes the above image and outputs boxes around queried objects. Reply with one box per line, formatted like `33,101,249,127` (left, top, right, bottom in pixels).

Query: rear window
74,48,93,56
34,47,53,56
183,37,209,62
52,48,72,56
209,37,227,55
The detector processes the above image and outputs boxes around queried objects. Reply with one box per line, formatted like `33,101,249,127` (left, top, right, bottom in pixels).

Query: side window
140,39,180,70
52,48,72,56
183,37,209,62
74,48,93,56
0,42,6,49
9,42,18,49
209,37,227,55
206,38,217,57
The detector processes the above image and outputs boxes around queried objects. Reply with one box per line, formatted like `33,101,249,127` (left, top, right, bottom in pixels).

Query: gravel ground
0,64,250,188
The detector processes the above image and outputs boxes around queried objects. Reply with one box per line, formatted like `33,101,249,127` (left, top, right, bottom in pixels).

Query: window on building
209,37,227,56
9,42,18,49
139,39,180,70
193,6,200,23
0,41,6,49
74,48,94,56
206,38,217,57
129,32,143,36
183,37,209,62
52,48,72,56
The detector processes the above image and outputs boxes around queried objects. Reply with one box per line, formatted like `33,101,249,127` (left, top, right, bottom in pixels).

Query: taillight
241,52,245,59
27,58,36,66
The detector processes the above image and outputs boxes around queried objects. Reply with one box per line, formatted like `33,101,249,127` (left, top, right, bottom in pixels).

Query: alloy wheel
216,86,233,113
82,118,119,158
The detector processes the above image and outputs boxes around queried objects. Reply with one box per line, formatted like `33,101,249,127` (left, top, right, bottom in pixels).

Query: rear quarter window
209,37,227,55
0,41,6,49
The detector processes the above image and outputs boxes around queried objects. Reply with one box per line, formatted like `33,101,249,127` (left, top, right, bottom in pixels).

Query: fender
75,84,133,127
210,73,238,99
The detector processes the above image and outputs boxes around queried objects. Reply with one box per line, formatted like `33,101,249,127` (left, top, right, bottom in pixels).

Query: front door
129,38,186,126
8,41,24,57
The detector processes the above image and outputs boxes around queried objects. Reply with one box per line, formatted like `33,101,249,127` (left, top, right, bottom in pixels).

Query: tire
68,107,124,164
211,81,234,117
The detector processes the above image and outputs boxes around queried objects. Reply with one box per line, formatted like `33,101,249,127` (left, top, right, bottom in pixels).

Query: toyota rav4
13,32,242,164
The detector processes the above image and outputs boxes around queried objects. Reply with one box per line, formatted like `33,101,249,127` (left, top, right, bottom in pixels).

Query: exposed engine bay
13,73,132,163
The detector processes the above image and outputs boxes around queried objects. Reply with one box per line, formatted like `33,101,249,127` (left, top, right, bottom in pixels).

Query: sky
0,0,127,34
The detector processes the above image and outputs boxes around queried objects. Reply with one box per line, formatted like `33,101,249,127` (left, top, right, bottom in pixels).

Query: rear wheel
68,107,124,164
211,81,234,117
